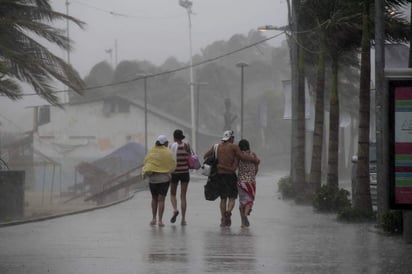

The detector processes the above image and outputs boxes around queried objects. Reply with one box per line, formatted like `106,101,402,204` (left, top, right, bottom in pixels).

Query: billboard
389,76,412,209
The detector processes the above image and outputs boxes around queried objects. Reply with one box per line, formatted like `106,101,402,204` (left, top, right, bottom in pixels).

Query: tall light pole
194,82,207,153
236,62,249,139
179,0,196,151
136,74,149,153
258,22,303,196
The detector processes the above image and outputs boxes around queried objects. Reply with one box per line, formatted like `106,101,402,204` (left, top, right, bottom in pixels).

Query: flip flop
170,210,179,223
244,217,250,227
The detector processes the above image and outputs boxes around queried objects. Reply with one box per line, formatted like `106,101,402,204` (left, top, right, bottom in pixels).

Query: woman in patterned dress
237,139,259,227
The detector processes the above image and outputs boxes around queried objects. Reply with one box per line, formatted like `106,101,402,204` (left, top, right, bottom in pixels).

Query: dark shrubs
313,184,351,212
381,210,403,234
277,176,295,199
337,207,376,222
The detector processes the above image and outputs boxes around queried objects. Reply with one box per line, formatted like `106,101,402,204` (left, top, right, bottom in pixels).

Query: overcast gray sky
0,0,289,129
51,0,289,77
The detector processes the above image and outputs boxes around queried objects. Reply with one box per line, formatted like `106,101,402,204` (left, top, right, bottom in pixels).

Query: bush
277,176,295,199
381,210,403,234
337,207,376,222
313,184,351,212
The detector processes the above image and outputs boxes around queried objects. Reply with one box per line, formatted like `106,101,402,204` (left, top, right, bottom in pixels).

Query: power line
12,32,285,97
71,0,183,20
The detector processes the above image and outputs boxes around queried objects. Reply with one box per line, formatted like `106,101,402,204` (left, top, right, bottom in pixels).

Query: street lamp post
259,11,306,197
179,0,196,152
136,74,149,153
236,62,249,139
143,76,148,153
194,82,207,153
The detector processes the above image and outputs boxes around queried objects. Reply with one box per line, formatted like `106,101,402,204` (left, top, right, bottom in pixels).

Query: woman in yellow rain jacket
142,135,176,227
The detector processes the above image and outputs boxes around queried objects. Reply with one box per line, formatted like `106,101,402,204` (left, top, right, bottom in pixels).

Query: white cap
156,135,168,145
222,130,234,141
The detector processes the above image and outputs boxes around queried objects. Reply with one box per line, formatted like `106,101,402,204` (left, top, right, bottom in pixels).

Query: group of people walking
142,129,260,228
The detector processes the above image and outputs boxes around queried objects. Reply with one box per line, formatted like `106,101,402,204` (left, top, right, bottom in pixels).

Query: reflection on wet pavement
1,174,412,274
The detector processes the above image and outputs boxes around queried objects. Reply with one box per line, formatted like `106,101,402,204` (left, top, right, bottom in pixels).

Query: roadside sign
387,69,412,209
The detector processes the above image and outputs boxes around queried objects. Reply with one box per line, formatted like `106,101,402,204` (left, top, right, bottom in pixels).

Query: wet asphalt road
0,172,411,274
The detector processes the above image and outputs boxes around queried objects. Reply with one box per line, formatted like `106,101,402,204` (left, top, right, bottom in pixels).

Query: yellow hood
142,146,176,175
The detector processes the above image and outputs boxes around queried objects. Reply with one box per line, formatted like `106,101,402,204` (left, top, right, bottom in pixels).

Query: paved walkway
0,172,411,274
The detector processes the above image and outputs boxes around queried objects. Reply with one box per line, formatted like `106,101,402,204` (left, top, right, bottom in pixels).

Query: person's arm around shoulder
234,145,259,164
251,151,260,175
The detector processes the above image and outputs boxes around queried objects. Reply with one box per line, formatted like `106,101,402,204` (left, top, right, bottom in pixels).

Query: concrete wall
0,171,25,220
32,99,219,192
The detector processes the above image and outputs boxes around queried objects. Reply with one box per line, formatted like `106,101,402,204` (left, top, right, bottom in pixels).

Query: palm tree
289,0,308,203
300,0,361,196
0,0,85,105
354,0,410,214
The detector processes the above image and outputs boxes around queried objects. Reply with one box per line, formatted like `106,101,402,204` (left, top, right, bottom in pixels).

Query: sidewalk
0,172,411,274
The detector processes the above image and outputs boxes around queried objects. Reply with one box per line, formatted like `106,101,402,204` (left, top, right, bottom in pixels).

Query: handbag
188,149,201,170
201,144,218,176
204,175,220,201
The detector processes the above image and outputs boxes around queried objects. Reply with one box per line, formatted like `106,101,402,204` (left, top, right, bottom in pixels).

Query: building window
38,106,50,125
118,99,130,113
103,98,130,116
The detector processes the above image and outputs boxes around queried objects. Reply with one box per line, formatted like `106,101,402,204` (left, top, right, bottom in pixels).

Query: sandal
224,211,232,227
181,220,187,226
170,210,179,223
150,220,156,226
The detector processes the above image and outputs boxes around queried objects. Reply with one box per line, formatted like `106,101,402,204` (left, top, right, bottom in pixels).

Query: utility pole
114,39,118,67
194,82,207,153
179,0,196,152
136,74,150,153
236,62,249,139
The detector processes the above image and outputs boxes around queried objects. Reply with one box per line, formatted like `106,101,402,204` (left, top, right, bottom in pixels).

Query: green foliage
337,207,376,222
381,210,403,234
312,184,351,212
0,0,85,105
277,176,295,199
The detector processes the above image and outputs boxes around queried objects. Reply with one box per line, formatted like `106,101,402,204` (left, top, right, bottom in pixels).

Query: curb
0,192,136,228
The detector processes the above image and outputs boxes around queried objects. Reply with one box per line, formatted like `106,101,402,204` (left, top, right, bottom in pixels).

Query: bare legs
180,182,188,224
239,202,252,227
170,181,189,225
170,183,178,213
151,194,166,226
220,197,235,226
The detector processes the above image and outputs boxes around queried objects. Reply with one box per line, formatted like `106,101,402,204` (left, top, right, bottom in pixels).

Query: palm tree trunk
309,34,326,194
294,37,307,202
353,0,373,214
327,56,339,190
290,0,307,202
